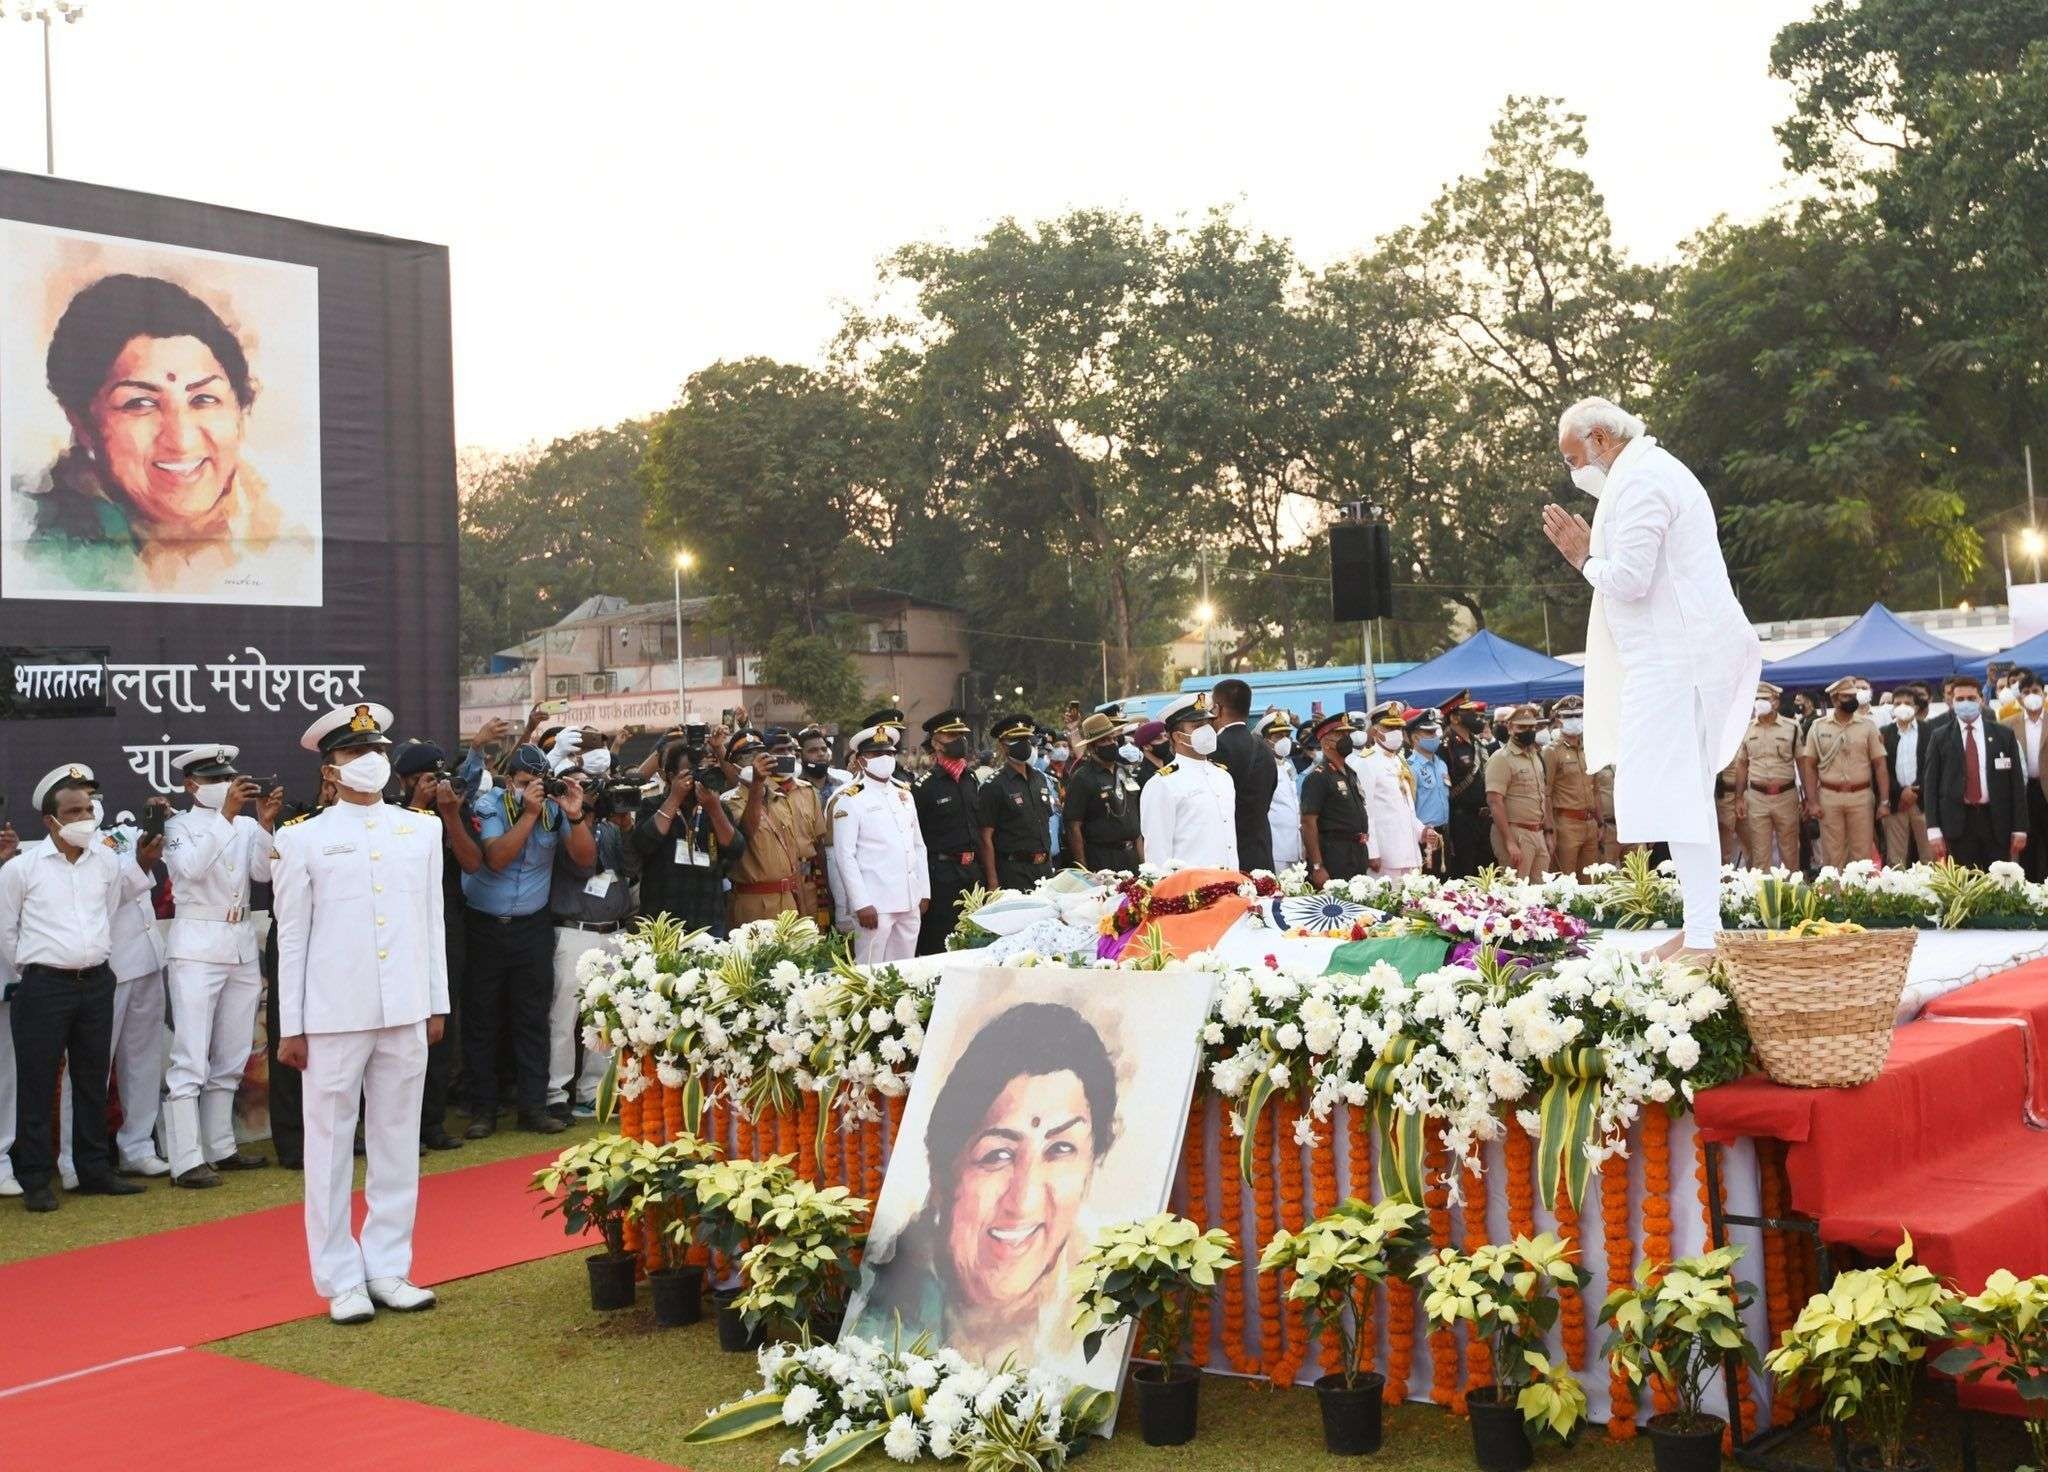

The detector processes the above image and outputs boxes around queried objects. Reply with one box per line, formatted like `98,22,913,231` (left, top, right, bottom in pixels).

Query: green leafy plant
732,1178,871,1334
1598,1243,1761,1433
1070,1213,1239,1376
623,1133,723,1273
947,885,1000,951
1926,859,2003,930
529,1133,644,1258
1602,848,1682,930
1415,1232,1594,1439
1259,1198,1428,1387
1763,1236,1953,1471
1937,1269,2048,1470
683,1153,798,1276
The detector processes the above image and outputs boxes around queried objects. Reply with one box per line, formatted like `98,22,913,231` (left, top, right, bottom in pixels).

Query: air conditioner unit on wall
547,675,577,698
585,673,613,695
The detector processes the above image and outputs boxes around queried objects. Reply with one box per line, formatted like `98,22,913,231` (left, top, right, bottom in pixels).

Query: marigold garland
1383,1246,1417,1406
619,1064,646,1254
1601,1144,1638,1441
661,1079,683,1143
1554,1191,1589,1373
1757,1139,1798,1426
1182,1093,1214,1368
1312,1125,1345,1380
797,1096,819,1181
1425,1127,1458,1409
1695,1131,1757,1449
1258,1100,1290,1384
1346,1104,1377,1377
1503,1117,1538,1242
1458,1158,1493,1409
1641,1105,1677,1419
1219,1115,1255,1375
1277,1097,1315,1382
775,1103,798,1159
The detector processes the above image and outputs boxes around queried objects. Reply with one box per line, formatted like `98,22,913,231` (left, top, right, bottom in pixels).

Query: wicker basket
1713,928,1917,1088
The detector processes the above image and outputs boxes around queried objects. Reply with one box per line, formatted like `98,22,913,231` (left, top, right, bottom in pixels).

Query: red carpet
0,1150,577,1392
2,1349,680,1469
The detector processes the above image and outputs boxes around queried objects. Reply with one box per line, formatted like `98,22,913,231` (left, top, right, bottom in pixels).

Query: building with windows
459,589,971,741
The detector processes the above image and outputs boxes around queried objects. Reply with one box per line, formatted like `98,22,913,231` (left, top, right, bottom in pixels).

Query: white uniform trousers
851,910,920,965
0,999,15,1190
59,969,169,1175
550,927,619,1109
165,955,263,1172
303,1021,428,1299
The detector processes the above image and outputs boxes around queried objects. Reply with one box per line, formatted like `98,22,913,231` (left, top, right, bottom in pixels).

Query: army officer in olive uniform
914,709,981,952
1299,713,1370,884
1061,712,1143,872
978,713,1055,891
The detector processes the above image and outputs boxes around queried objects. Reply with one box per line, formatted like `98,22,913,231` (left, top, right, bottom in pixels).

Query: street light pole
6,3,86,174
672,549,693,712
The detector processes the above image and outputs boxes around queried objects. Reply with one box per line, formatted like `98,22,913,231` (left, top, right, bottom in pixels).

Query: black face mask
802,760,830,780
1149,740,1173,764
1512,729,1537,747
1005,739,1032,763
1836,696,1859,714
1462,714,1486,734
938,737,967,759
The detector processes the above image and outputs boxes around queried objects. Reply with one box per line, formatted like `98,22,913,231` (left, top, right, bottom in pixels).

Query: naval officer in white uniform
829,723,930,963
1138,693,1240,870
162,744,280,1186
272,702,448,1324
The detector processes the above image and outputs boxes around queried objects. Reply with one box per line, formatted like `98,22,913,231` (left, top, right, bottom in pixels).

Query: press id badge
675,840,712,868
583,870,617,898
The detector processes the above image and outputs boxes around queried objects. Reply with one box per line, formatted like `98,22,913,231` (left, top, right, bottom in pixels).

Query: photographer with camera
459,743,593,1139
633,737,744,937
546,769,638,1121
394,742,481,1150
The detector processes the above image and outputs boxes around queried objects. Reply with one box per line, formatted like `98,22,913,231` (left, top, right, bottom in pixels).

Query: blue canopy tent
1370,630,1581,709
1762,603,1979,689
1527,662,1587,701
1960,629,2048,680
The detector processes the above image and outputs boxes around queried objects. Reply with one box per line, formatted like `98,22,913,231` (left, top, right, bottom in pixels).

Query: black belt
1318,831,1366,845
999,850,1050,863
22,961,113,982
469,909,549,926
557,919,624,934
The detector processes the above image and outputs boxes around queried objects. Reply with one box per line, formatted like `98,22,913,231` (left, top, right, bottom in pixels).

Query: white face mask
864,754,896,782
1272,737,1294,760
1893,703,1915,723
1854,688,1872,707
1535,728,1555,746
1376,729,1403,751
190,780,228,811
1188,724,1219,757
1570,462,1607,498
1117,742,1142,764
1348,730,1368,749
1561,717,1584,736
2027,694,2045,714
1754,698,1774,717
1050,744,1069,764
55,817,100,850
581,749,612,777
335,751,391,794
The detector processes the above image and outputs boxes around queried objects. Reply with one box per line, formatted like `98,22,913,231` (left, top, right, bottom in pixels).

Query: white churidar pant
303,1021,428,1298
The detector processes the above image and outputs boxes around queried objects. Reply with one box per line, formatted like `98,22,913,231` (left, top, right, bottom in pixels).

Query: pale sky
0,0,1813,452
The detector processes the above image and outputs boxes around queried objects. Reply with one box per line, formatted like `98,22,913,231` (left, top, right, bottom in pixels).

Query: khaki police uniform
1736,708,1803,870
1805,710,1885,869
722,778,826,926
1595,764,1620,865
1542,732,1600,878
1715,756,1745,865
1484,734,1550,879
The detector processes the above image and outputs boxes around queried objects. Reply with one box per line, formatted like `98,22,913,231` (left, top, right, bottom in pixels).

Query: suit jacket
1214,721,1277,873
1921,718,2028,844
2002,712,2048,802
1879,721,1925,806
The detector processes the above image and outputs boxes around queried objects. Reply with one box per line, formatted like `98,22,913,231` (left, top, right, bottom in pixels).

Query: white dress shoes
0,1176,21,1198
120,1154,173,1178
329,1287,376,1325
367,1276,437,1312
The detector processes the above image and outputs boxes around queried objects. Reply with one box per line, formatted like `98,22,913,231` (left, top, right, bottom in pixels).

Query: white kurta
1359,746,1426,872
1580,436,1761,845
1268,756,1304,869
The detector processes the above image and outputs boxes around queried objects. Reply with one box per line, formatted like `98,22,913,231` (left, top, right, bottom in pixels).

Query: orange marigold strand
1278,1097,1315,1384
1384,1254,1417,1406
1347,1104,1376,1376
1425,1127,1458,1410
1694,1130,1758,1450
1459,1157,1493,1409
1312,1124,1344,1380
1640,1106,1677,1419
1554,1192,1589,1373
1261,1098,1296,1384
797,1095,819,1181
1602,1144,1638,1441
1758,1140,1798,1426
1183,1093,1214,1369
1254,1101,1285,1382
1220,1116,1255,1375
1503,1117,1538,1241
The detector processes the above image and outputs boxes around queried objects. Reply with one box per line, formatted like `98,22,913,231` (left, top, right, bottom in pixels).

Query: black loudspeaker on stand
1330,520,1394,623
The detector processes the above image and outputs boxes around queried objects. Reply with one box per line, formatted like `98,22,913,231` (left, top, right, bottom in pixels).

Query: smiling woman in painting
18,272,308,600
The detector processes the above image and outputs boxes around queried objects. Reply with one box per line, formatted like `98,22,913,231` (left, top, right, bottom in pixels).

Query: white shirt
163,807,273,964
103,825,169,982
1138,756,1239,871
1267,754,1303,869
1579,437,1761,844
829,776,931,916
270,800,449,1036
0,835,145,977
1892,721,1920,789
2021,714,2046,782
1926,718,1995,843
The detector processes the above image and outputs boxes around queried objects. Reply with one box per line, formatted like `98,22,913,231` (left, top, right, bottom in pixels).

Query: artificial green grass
0,1117,598,1267
214,1249,2034,1471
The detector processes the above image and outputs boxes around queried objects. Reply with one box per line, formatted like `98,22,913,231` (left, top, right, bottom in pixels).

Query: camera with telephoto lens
594,778,647,821
428,763,472,800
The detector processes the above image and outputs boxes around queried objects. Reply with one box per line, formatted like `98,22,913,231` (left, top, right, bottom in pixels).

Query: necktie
1964,722,1984,805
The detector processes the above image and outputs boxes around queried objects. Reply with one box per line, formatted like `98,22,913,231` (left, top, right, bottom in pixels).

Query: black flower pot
585,1251,638,1312
648,1265,705,1327
1315,1372,1385,1456
1466,1386,1533,1472
1848,1447,1934,1472
712,1288,764,1352
1133,1365,1201,1447
1646,1413,1724,1472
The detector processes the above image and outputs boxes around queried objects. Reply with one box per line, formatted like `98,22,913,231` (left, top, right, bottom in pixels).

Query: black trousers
995,855,1053,893
462,910,552,1118
10,966,115,1190
918,858,977,955
2026,787,2048,884
1320,837,1369,882
262,967,304,1164
1946,802,2002,870
1447,811,1492,878
1081,840,1139,874
421,917,465,1139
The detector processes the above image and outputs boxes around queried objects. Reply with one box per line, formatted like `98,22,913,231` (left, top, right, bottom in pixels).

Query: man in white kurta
831,724,930,963
273,702,448,1323
162,745,279,1186
1543,397,1761,959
